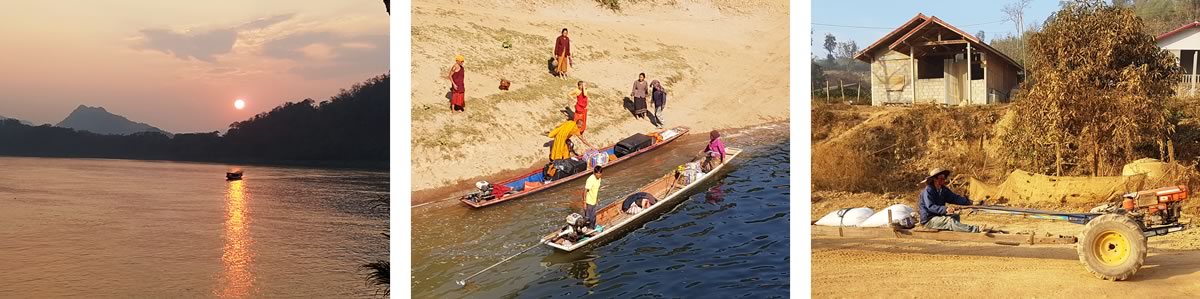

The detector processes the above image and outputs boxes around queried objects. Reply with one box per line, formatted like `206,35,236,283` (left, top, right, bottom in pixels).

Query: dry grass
811,104,1007,193
411,20,695,155
624,44,691,88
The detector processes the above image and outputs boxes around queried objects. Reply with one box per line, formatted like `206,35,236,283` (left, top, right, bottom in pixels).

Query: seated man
918,168,991,233
622,192,658,214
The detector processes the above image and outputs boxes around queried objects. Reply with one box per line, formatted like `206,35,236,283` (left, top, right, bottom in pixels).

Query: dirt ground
810,103,1200,297
811,191,1200,298
410,0,789,195
812,238,1200,298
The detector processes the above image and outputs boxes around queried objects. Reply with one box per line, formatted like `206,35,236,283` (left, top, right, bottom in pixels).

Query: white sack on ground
815,207,873,227
857,204,915,227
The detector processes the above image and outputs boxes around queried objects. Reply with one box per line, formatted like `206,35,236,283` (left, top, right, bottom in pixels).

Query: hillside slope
410,0,790,191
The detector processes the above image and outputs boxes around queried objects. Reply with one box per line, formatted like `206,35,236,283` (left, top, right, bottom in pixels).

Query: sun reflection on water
217,179,254,298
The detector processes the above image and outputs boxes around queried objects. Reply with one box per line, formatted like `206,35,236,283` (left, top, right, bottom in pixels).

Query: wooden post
1192,51,1197,94
857,84,861,103
967,44,973,105
887,209,893,226
910,46,917,104
825,81,831,103
983,52,989,104
840,79,845,100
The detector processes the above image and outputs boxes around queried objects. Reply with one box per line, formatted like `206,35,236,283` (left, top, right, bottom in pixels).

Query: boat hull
542,147,743,252
460,127,690,208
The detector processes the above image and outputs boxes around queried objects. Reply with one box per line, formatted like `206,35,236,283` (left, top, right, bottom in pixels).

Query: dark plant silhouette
362,194,389,296
362,260,390,297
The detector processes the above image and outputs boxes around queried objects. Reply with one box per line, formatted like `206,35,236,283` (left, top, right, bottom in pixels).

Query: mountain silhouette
55,105,171,136
0,74,387,168
0,114,32,126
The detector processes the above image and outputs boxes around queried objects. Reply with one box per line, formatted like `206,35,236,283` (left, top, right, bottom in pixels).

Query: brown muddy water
0,158,388,297
411,122,790,298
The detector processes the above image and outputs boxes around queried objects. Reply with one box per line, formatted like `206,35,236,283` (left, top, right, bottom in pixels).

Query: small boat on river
226,170,243,180
541,147,742,252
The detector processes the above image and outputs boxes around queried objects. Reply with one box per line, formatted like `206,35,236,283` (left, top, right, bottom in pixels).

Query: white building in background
854,13,1024,106
1157,22,1200,96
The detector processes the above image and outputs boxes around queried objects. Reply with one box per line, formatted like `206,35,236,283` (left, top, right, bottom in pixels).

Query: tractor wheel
1076,214,1146,281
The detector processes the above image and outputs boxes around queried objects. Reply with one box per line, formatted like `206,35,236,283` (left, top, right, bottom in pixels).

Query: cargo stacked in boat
459,127,690,208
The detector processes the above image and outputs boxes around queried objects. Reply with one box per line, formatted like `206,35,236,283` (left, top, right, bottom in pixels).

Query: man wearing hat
918,168,990,233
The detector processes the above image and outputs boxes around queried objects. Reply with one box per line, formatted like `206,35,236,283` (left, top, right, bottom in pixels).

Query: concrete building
1156,21,1200,96
854,14,1024,106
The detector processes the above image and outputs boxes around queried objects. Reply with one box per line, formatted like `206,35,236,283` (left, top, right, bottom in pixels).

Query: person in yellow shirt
582,165,602,228
547,116,595,160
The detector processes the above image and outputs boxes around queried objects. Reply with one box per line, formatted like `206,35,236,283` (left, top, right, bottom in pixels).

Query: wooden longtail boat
541,147,743,252
460,127,689,208
226,170,243,180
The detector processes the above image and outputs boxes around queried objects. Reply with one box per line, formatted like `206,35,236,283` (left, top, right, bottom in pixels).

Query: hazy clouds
262,32,389,79
138,13,296,63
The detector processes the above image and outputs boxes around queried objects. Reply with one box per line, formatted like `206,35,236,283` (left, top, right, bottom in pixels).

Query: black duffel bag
614,133,654,158
544,158,588,181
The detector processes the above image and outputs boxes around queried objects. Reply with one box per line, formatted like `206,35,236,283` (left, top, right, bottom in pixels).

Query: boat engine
464,181,494,203
1118,185,1188,227
557,213,593,243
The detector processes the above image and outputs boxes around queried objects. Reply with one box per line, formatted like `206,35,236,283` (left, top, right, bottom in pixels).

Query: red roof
1157,21,1200,42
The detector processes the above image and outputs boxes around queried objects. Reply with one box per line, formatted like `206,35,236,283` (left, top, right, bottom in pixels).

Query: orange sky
0,1,388,133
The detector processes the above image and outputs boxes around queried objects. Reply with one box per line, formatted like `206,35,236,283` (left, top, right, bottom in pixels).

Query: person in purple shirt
700,130,727,172
918,168,991,233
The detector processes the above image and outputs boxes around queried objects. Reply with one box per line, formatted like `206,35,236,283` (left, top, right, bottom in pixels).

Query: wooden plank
919,39,968,46
811,226,1077,245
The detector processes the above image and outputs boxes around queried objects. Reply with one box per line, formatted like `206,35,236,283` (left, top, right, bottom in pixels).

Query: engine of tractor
1120,185,1188,227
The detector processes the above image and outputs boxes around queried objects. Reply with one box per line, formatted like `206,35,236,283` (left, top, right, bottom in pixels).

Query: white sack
857,204,915,227
814,207,874,227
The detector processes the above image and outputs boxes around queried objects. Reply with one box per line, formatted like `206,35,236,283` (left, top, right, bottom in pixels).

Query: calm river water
0,158,388,298
411,123,790,298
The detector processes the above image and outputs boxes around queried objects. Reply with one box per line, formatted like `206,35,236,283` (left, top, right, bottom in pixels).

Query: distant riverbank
0,154,387,172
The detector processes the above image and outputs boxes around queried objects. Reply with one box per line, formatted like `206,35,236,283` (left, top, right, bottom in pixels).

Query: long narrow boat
541,147,743,252
460,126,690,208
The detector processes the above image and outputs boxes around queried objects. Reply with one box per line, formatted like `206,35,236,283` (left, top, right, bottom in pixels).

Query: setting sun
234,99,246,110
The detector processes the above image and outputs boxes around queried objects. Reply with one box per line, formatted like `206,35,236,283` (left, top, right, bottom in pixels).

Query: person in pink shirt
700,130,726,172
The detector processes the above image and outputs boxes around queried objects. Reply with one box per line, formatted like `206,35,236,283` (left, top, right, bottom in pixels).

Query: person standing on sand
917,168,993,234
448,54,466,112
650,79,666,127
571,81,589,134
548,117,595,161
630,73,649,119
554,28,572,78
583,165,602,228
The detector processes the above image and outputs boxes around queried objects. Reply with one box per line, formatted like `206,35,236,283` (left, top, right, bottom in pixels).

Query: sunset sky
0,1,388,133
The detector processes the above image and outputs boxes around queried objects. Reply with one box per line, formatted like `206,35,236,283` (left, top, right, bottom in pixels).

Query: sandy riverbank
410,0,790,197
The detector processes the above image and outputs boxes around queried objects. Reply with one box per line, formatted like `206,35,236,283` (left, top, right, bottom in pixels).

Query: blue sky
810,0,1063,58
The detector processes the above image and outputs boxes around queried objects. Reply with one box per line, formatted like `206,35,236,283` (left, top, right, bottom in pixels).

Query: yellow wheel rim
1094,231,1131,266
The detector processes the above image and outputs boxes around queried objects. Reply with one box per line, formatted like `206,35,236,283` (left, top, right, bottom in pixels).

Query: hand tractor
811,185,1191,280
